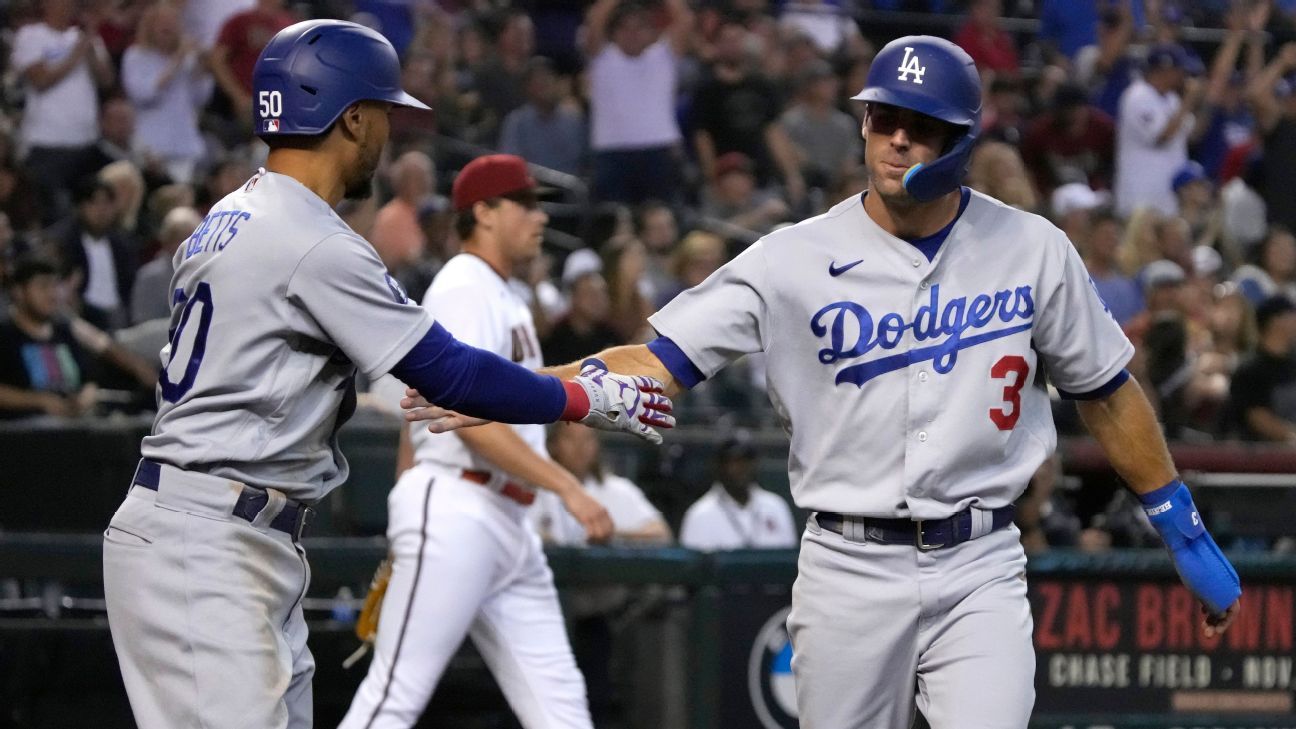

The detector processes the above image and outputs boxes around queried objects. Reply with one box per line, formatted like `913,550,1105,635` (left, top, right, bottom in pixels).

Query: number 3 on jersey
161,282,214,402
989,355,1029,430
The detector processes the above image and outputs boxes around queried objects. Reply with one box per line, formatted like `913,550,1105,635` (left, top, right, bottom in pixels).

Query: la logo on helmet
897,47,926,85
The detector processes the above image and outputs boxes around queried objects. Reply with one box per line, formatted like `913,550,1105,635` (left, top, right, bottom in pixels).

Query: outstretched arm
1076,376,1241,636
542,343,680,394
406,343,685,433
392,327,674,440
581,0,618,58
1246,42,1296,135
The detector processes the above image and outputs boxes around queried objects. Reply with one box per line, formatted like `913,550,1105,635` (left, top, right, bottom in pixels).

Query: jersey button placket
904,271,936,503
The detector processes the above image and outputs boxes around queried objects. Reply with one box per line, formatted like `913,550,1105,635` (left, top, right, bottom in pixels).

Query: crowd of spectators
0,0,1294,553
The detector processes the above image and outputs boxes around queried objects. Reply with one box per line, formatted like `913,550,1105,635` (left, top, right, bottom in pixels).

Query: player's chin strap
1139,479,1241,615
902,120,980,203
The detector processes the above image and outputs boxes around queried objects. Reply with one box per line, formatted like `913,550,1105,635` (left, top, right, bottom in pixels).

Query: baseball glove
343,555,393,669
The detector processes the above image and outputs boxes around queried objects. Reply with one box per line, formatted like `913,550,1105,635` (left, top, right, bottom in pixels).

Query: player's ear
337,103,366,143
471,199,493,230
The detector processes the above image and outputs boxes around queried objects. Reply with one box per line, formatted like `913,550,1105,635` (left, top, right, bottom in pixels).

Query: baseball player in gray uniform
341,155,605,729
100,21,672,729
409,37,1241,728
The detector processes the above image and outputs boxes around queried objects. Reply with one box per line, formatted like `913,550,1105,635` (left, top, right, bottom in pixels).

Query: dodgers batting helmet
852,36,981,202
251,20,430,138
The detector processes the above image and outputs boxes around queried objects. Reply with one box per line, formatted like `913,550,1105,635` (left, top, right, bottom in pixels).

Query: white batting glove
568,359,675,444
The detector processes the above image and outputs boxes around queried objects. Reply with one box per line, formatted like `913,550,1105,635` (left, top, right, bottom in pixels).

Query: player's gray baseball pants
102,463,315,729
788,513,1035,729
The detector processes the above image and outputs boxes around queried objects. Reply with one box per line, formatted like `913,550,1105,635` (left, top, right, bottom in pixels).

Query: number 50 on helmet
251,19,431,138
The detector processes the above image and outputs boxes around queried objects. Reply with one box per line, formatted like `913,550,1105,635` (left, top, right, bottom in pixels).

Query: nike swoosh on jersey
828,259,864,277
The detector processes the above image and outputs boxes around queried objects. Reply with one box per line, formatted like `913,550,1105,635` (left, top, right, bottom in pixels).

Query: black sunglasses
865,103,956,142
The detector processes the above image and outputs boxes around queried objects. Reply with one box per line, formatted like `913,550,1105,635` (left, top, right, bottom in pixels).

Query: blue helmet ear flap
902,120,979,203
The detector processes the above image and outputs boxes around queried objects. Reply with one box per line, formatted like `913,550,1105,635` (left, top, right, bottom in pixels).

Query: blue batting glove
1139,480,1241,615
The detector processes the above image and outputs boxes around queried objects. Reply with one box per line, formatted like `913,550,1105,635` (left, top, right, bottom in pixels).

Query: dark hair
524,56,556,82
6,256,59,288
454,208,478,241
1255,295,1296,333
72,176,115,206
634,199,672,232
716,430,758,462
479,7,529,42
263,131,331,152
454,197,514,241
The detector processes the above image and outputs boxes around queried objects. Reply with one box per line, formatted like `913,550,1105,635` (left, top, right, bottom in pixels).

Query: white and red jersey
411,253,546,472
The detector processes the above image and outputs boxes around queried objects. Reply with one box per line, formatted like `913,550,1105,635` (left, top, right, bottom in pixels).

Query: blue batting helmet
251,20,430,138
852,36,982,202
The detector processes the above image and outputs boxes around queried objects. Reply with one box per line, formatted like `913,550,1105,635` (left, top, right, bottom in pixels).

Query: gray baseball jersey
140,169,432,501
649,189,1133,517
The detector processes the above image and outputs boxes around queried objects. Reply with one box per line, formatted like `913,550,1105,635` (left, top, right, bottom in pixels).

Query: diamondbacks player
100,22,671,729
341,155,604,729
410,37,1241,728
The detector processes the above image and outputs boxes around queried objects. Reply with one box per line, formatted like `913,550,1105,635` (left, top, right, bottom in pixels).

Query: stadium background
1,0,1295,727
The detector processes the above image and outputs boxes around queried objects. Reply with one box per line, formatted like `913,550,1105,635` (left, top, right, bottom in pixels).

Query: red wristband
559,380,590,421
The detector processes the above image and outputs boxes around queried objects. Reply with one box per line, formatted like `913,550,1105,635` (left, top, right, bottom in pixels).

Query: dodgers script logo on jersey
897,47,926,84
810,283,1034,387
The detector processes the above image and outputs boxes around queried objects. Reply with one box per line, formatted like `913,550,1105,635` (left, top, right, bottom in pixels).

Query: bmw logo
748,606,799,729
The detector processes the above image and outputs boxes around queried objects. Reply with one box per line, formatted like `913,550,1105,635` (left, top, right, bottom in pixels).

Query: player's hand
568,360,674,444
1203,599,1240,638
400,388,491,432
560,486,614,543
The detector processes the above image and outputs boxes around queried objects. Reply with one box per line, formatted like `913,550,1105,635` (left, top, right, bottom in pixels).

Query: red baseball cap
451,154,538,211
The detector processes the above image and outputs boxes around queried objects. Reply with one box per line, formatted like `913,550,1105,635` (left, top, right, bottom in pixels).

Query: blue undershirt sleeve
646,336,706,390
388,321,567,423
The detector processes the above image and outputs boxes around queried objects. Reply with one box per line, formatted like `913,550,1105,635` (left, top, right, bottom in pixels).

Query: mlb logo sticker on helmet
250,19,431,138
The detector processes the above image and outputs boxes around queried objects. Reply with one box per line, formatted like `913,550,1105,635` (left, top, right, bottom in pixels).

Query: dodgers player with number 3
100,21,672,729
410,37,1241,727
339,155,607,729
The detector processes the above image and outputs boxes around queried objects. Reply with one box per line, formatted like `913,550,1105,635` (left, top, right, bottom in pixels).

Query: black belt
815,505,1015,551
132,459,313,541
